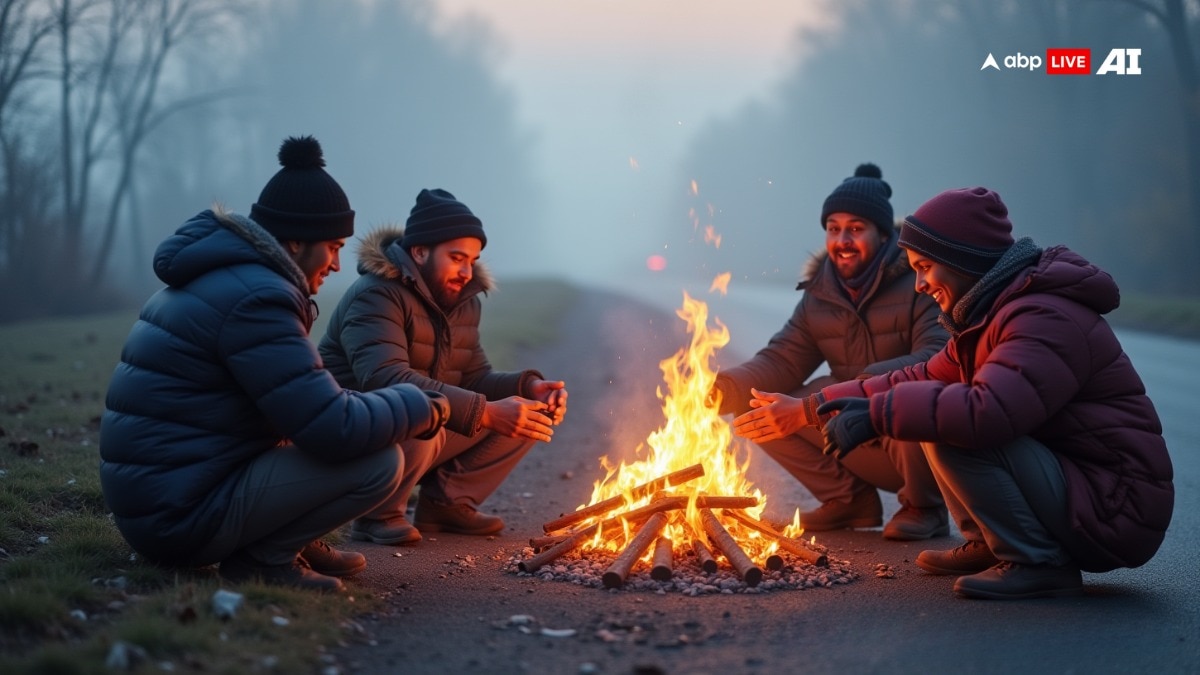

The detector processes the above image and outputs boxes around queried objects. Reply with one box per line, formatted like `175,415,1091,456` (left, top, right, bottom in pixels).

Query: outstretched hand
732,389,811,443
483,396,555,442
816,397,878,459
529,379,568,425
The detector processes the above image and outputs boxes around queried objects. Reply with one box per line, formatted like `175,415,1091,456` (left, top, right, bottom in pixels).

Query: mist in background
1,0,1195,320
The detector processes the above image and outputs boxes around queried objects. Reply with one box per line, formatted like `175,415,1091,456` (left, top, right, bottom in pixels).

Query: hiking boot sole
801,516,883,532
954,583,1084,600
412,521,503,536
884,522,951,541
915,557,996,576
350,529,422,546
305,558,367,577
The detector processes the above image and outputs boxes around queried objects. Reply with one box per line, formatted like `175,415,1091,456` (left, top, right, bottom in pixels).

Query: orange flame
703,225,722,249
709,272,731,296
574,292,801,561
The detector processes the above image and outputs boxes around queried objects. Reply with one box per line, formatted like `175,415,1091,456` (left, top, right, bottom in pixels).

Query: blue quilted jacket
100,209,439,565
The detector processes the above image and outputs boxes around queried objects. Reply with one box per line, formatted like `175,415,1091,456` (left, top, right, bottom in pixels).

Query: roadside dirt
333,287,932,675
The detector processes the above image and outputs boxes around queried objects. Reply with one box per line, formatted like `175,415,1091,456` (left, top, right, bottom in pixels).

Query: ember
512,290,854,593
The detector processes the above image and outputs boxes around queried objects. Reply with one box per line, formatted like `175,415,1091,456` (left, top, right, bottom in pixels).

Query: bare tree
1107,0,1200,264
89,0,243,284
0,0,55,288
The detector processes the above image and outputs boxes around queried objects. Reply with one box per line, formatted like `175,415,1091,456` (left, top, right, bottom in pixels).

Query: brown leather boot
350,516,422,546
414,497,504,535
219,552,344,592
799,489,882,531
883,505,950,541
953,562,1083,599
915,540,999,575
299,540,366,577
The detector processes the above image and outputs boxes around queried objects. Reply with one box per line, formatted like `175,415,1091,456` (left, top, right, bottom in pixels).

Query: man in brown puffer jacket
319,188,568,545
713,164,949,540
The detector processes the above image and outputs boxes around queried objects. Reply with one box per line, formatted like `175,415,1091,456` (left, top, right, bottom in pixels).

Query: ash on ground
503,546,858,595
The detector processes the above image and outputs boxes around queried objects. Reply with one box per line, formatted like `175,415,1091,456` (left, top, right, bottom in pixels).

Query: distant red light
646,254,667,272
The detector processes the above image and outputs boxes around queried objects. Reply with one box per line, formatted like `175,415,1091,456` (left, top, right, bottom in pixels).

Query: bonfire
516,290,845,591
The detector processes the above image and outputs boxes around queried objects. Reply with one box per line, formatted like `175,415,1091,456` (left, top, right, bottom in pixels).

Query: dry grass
0,278,576,673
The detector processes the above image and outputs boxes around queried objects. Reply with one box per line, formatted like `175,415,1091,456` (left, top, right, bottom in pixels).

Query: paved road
339,281,1199,675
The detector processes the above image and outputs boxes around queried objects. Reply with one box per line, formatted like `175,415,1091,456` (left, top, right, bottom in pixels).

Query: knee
365,445,404,495
401,437,440,471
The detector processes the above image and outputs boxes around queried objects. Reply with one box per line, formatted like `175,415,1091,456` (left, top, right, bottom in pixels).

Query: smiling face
824,212,885,279
907,250,979,313
411,236,483,309
287,238,345,295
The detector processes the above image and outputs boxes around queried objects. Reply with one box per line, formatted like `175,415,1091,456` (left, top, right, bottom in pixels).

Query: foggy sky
114,0,1192,301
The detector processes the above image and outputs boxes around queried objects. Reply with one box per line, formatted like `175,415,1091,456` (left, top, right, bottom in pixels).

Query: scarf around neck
941,236,1043,336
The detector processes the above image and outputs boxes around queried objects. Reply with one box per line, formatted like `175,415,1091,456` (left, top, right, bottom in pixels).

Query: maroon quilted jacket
823,245,1173,572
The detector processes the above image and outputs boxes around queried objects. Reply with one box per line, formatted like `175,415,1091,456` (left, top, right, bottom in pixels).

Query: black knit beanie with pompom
250,135,355,241
820,163,895,237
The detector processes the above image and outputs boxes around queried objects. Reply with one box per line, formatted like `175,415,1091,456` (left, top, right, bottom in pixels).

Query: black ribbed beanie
250,135,355,241
820,163,895,236
402,188,487,250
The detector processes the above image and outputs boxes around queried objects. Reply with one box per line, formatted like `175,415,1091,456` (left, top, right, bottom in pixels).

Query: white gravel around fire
503,547,858,594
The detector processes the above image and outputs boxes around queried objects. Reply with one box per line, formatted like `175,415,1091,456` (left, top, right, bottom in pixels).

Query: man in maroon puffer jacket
817,186,1174,600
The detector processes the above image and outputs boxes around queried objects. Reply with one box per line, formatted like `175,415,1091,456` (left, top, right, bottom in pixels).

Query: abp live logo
981,48,1142,75
1047,48,1141,75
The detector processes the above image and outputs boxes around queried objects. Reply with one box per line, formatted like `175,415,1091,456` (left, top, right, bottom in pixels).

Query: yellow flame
575,292,791,560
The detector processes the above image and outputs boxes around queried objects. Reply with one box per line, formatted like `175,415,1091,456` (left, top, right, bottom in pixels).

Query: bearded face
411,236,483,310
824,212,884,280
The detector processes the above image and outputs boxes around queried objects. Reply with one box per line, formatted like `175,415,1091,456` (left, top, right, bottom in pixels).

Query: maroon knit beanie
898,187,1014,277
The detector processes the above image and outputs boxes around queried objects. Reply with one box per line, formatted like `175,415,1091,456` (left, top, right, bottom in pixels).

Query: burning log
519,494,760,573
541,463,706,533
651,536,673,582
602,512,670,589
520,496,685,573
700,509,762,587
691,538,717,574
765,554,784,571
724,509,829,568
529,534,569,552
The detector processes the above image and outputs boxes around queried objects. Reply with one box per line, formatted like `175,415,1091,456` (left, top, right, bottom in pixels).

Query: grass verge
0,278,577,673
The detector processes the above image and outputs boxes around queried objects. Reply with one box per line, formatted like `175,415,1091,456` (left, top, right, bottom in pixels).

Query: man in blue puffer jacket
100,135,449,592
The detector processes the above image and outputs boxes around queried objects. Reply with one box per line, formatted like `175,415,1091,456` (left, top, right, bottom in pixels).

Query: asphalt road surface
336,281,1198,675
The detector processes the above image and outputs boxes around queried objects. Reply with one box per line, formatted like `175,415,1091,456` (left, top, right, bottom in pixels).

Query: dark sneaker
300,540,366,577
953,561,1083,600
219,553,344,592
414,497,504,536
883,505,950,541
799,489,882,532
915,540,1000,575
350,516,422,546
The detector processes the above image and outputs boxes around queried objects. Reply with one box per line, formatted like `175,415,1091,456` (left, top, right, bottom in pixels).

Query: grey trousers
365,427,535,519
757,377,943,510
194,444,403,566
923,437,1075,566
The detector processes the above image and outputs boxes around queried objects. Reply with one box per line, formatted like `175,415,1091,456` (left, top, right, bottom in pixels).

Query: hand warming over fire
528,378,569,425
482,397,556,442
732,388,814,443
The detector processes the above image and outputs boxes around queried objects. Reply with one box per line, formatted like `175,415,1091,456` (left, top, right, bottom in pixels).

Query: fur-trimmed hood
153,206,308,295
354,225,495,292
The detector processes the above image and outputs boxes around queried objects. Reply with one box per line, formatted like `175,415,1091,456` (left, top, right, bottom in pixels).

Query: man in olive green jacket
714,164,948,540
319,189,567,545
